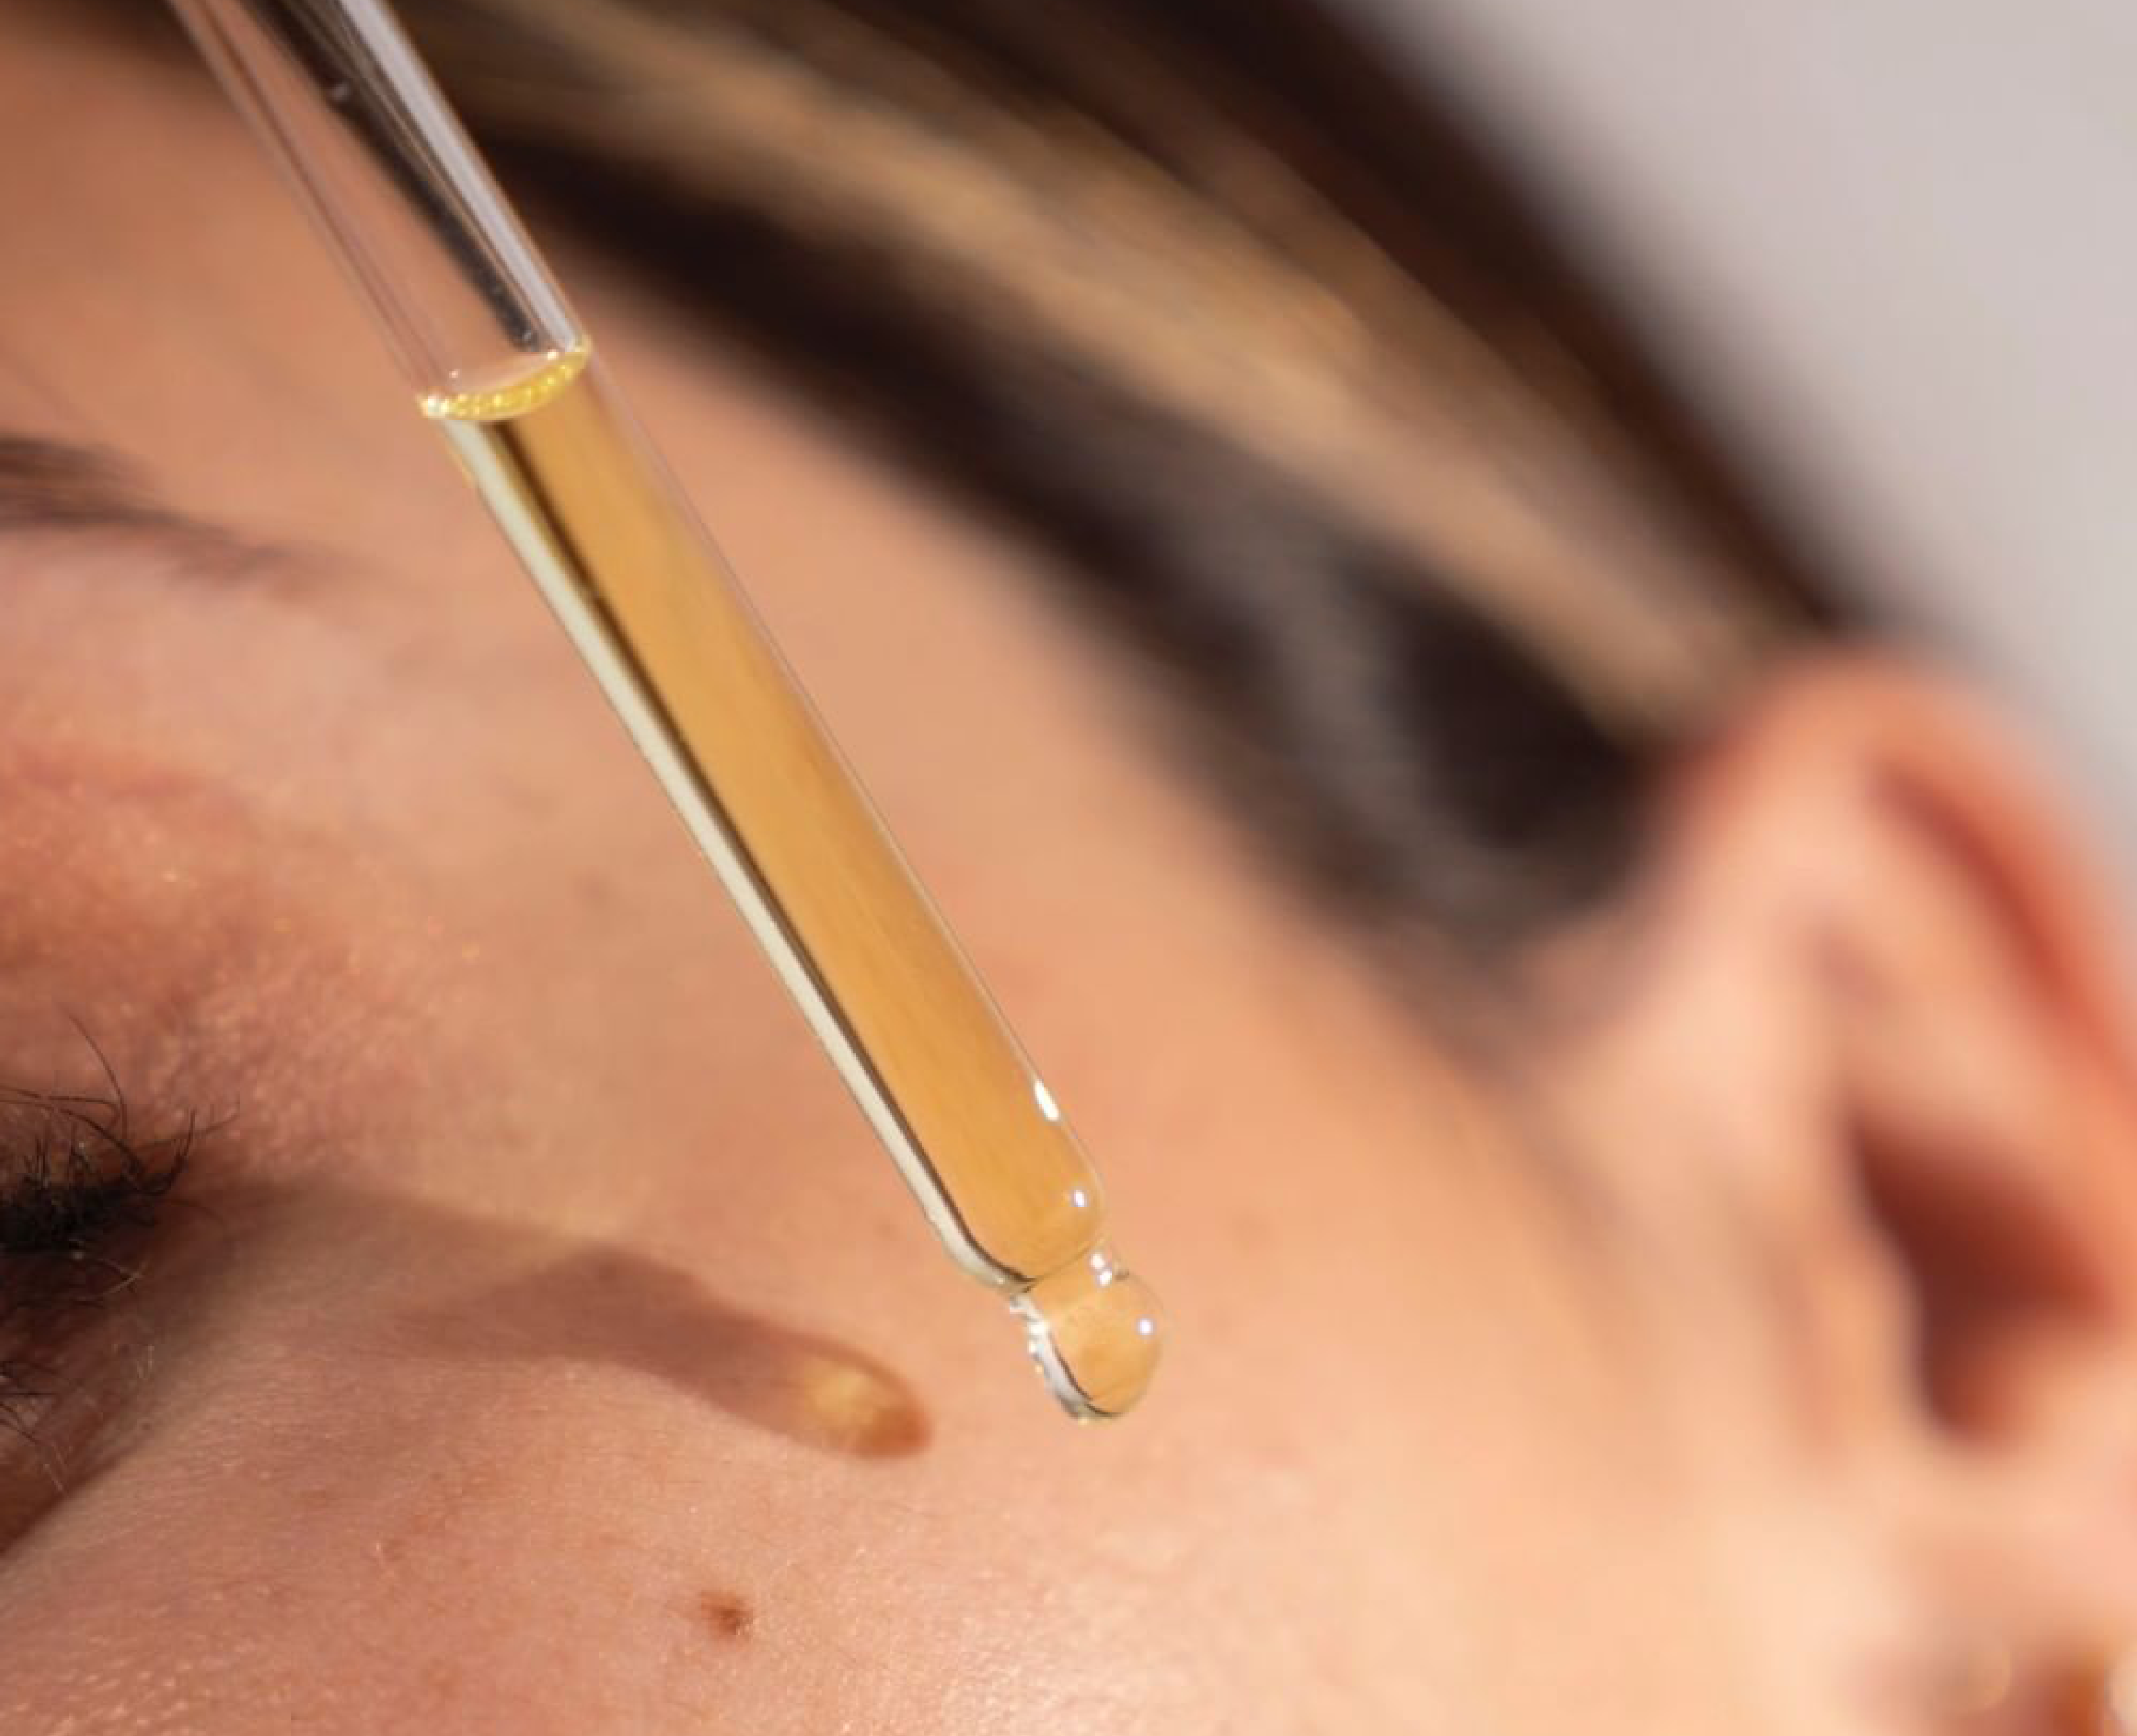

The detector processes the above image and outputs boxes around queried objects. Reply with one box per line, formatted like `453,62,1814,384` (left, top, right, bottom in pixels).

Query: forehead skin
0,16,1739,1734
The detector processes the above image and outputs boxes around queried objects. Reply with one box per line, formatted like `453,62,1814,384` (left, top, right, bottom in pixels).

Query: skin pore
11,11,2137,1735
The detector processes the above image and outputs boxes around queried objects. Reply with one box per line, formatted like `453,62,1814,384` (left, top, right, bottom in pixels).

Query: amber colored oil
426,344,1161,1418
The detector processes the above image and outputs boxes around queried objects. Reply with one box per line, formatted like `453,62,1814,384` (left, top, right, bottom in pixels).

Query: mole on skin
698,1589,755,1641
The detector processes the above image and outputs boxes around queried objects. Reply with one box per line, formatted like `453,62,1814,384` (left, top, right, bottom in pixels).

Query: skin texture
8,15,2137,1734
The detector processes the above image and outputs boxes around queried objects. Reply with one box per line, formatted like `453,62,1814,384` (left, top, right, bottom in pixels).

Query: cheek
0,1195,793,1735
0,1419,714,1733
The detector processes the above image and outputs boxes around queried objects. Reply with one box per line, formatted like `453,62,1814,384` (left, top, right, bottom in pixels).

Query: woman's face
11,14,2137,1736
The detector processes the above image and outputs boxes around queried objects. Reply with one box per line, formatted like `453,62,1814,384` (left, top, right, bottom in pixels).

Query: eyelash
0,1064,194,1443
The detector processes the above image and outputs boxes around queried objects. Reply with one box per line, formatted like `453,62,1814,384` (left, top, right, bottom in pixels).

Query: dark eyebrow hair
0,432,288,573
0,434,191,532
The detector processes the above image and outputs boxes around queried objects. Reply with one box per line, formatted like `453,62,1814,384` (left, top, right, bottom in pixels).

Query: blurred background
1361,0,2137,874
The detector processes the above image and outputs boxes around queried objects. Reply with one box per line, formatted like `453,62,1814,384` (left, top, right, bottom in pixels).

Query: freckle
697,1590,755,1641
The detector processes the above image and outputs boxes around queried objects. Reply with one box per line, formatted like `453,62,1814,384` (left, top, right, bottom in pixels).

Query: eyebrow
0,432,290,573
0,434,192,532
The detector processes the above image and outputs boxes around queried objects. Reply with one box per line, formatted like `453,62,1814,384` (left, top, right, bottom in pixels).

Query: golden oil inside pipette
426,342,1161,1418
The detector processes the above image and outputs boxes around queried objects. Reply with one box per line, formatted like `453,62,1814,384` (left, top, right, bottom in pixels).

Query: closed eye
0,1043,199,1546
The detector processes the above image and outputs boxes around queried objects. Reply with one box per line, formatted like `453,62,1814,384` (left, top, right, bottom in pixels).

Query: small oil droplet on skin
1013,1241,1164,1419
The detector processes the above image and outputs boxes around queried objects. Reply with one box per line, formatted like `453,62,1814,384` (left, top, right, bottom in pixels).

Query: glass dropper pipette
165,0,1162,1419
